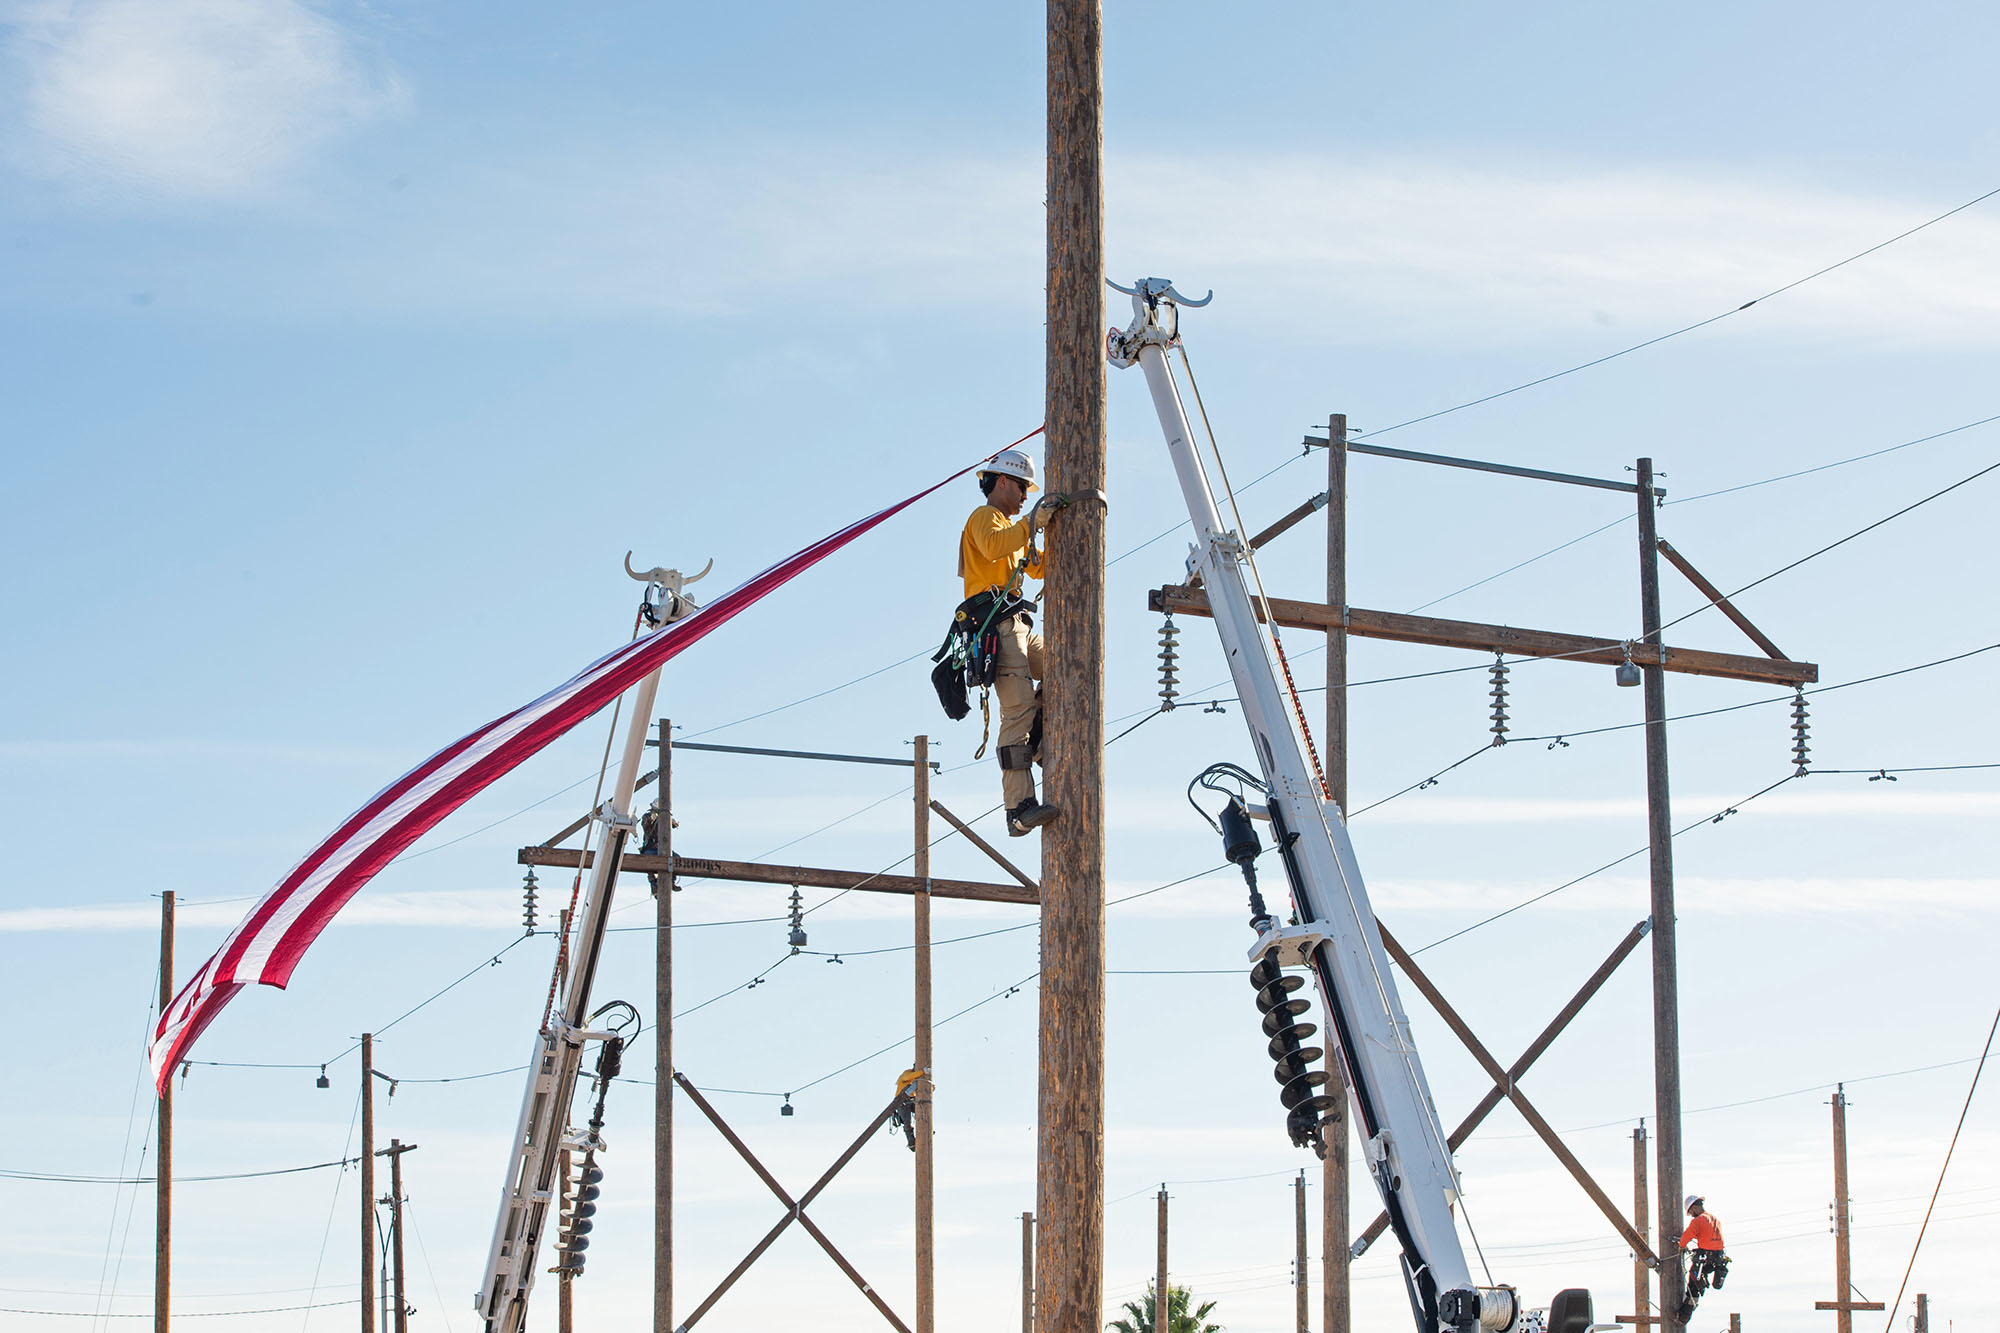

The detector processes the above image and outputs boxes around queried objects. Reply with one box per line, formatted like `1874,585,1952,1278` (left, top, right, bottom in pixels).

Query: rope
1174,342,1331,799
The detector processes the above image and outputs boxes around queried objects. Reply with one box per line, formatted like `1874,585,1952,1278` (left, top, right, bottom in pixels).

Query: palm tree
1107,1281,1222,1333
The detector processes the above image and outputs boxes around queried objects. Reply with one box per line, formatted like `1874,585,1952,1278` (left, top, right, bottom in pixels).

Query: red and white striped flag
148,444,1023,1093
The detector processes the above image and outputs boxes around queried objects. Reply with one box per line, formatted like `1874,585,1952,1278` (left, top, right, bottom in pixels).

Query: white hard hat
1684,1194,1703,1212
978,449,1039,491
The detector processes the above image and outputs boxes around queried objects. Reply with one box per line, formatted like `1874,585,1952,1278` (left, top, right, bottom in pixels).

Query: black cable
1880,1005,2000,1333
1352,182,2000,441
1412,771,1800,955
0,1300,360,1319
0,1158,360,1186
1669,411,2000,506
1658,457,2000,635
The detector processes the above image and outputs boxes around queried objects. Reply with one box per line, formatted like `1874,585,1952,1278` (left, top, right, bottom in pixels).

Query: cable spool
1157,614,1181,709
1790,686,1811,776
1488,655,1510,745
1249,948,1336,1155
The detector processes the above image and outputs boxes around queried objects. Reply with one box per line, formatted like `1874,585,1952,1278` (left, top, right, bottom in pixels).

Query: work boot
1007,799,1060,837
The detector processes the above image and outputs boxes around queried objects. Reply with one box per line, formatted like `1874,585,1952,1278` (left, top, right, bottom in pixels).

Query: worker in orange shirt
957,449,1059,837
1677,1194,1730,1319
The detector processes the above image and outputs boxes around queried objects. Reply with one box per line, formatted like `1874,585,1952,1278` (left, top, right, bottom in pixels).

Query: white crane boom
1109,279,1596,1333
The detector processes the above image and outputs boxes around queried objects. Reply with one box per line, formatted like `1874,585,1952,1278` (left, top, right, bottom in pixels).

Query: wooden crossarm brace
1655,540,1790,661
1353,919,1651,1257
517,847,1039,907
1377,924,1662,1268
1815,1303,1887,1312
929,800,1039,891
1149,584,1818,686
673,1075,913,1333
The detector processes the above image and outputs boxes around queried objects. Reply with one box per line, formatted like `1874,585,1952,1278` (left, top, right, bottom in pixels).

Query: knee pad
999,743,1034,771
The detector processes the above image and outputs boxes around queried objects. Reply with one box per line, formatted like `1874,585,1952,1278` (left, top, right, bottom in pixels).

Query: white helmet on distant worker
1685,1194,1704,1213
978,449,1039,491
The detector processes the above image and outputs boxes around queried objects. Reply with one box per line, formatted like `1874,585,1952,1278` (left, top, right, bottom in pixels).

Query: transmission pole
1038,2,1107,1332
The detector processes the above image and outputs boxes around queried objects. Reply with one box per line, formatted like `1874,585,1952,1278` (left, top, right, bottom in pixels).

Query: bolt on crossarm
1108,280,1592,1333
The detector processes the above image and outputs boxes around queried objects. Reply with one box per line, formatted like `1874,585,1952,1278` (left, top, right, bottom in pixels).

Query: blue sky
4,3,1998,1332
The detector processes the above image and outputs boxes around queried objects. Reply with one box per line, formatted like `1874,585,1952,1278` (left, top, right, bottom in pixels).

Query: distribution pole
1321,411,1352,1333
1832,1086,1852,1333
1039,2,1108,1332
654,717,673,1333
1636,458,1685,1333
559,1147,575,1333
1915,1294,1928,1333
387,1140,411,1333
155,891,172,1333
1633,1122,1652,1327
361,1033,377,1333
1022,1212,1036,1333
1155,1186,1168,1333
914,734,936,1333
1295,1170,1310,1333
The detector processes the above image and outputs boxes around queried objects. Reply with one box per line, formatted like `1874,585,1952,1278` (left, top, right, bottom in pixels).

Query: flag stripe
145,447,1017,1093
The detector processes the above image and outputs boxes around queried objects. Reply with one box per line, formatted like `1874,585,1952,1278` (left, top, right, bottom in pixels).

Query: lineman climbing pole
1038,2,1108,1333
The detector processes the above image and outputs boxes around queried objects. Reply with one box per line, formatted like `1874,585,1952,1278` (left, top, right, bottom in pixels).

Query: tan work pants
994,614,1045,809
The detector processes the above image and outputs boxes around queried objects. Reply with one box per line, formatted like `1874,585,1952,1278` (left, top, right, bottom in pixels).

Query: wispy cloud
6,0,405,196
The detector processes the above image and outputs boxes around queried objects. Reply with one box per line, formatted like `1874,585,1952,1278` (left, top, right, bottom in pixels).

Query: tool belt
930,589,1032,722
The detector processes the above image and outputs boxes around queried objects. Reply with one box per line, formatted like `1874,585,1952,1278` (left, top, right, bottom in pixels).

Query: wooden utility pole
1022,1211,1036,1333
1636,459,1685,1333
1633,1122,1653,1326
1294,1170,1310,1333
654,718,673,1333
361,1032,377,1333
1321,412,1352,1333
1914,1293,1928,1333
383,1140,413,1333
1832,1085,1852,1333
914,735,936,1333
559,1147,575,1333
1155,1187,1168,1333
1039,2,1107,1332
155,892,172,1333
1815,1086,1883,1326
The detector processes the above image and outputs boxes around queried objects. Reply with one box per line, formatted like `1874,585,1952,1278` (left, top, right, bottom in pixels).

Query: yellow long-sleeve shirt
959,504,1044,599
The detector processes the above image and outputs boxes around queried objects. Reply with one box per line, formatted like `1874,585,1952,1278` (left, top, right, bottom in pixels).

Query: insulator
1790,686,1811,776
1488,656,1510,746
522,867,539,932
786,888,807,953
1156,613,1181,709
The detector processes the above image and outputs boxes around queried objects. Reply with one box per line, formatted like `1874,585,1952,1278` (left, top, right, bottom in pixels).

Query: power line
1669,411,2000,506
1351,181,2000,441
1880,1004,2000,1333
1,1158,361,1186
1411,770,1800,955
1658,455,2000,634
3,1300,361,1319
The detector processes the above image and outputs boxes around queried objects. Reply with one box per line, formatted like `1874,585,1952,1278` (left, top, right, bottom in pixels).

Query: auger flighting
1109,279,1597,1333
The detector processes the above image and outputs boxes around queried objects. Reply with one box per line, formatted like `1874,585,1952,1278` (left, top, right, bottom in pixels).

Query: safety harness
931,494,1060,752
